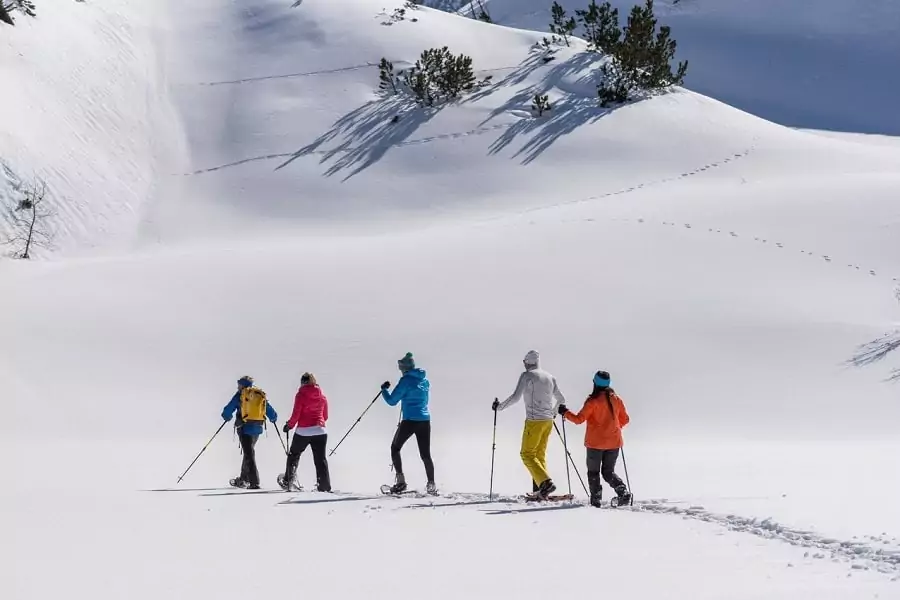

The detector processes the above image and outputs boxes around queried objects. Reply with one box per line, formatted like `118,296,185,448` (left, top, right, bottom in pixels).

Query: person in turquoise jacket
381,353,436,494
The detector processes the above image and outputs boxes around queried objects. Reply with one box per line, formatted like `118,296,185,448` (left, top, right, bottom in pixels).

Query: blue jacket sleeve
266,402,278,423
382,376,409,406
222,393,240,421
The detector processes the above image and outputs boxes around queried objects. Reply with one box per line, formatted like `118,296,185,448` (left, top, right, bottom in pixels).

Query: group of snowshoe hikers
222,350,631,506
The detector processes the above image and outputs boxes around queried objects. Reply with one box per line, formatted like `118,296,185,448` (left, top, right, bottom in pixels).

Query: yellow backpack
240,386,267,422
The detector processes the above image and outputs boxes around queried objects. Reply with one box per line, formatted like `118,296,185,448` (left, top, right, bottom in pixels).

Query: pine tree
617,0,687,89
597,0,688,106
532,93,552,116
378,58,398,94
549,2,576,47
0,3,14,25
9,0,36,17
576,1,621,54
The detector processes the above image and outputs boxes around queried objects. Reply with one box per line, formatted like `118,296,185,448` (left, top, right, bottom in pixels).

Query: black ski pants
391,420,435,482
285,433,331,492
586,448,625,491
238,432,260,487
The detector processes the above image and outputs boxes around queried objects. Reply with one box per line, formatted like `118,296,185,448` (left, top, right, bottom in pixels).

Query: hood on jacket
298,383,325,398
403,367,427,380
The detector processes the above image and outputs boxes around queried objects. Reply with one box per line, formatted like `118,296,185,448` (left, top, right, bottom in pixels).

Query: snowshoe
229,478,248,489
380,483,415,496
523,492,575,502
276,473,303,492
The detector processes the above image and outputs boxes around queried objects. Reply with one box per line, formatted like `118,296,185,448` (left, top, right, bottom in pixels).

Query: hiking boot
247,483,261,490
538,478,557,498
390,472,407,494
426,481,438,495
229,478,247,488
588,472,603,508
614,485,632,506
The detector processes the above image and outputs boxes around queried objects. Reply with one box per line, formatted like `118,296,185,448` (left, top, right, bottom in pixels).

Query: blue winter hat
237,376,254,388
398,352,415,372
593,371,611,388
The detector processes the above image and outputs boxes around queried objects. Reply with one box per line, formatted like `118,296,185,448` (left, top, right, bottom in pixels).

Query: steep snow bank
0,0,185,255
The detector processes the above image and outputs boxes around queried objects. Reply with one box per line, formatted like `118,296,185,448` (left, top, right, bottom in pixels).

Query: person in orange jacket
558,370,631,507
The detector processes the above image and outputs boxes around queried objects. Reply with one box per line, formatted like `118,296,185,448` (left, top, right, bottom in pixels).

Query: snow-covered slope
0,0,185,255
438,0,900,135
3,0,900,598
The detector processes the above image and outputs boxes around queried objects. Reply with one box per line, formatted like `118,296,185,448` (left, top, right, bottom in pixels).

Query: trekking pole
553,420,588,496
177,421,227,483
560,416,572,495
621,446,633,505
275,423,289,456
489,400,498,502
329,390,381,457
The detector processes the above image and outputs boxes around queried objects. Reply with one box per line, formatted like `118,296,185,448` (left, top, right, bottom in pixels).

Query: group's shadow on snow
481,503,584,515
402,499,500,509
276,95,438,181
143,487,232,493
473,51,615,164
277,495,377,506
199,489,289,497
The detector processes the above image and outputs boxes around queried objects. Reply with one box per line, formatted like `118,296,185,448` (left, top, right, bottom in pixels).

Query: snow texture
2,0,900,598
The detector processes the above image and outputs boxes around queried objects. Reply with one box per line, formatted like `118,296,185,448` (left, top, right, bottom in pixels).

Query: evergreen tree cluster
549,0,688,106
1,0,36,26
378,47,490,107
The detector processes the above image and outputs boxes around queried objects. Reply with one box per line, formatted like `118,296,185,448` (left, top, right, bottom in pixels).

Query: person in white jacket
492,350,567,498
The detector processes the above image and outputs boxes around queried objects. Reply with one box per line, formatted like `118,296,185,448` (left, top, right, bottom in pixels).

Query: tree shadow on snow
475,52,618,164
275,95,440,181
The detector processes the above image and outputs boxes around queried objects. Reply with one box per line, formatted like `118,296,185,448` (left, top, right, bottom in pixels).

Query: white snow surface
3,0,900,598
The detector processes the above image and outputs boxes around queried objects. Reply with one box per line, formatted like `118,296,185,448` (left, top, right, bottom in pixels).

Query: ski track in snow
201,487,900,579
632,500,900,579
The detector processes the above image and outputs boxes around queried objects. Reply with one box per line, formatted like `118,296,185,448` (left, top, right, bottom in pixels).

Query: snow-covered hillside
3,0,900,598
437,0,900,135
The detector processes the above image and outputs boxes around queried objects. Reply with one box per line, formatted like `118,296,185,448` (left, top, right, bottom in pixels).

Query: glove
282,422,291,434
558,404,568,416
222,412,232,422
492,399,500,411
381,381,391,390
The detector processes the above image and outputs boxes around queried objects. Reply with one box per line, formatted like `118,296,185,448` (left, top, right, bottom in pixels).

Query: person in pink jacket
278,372,331,492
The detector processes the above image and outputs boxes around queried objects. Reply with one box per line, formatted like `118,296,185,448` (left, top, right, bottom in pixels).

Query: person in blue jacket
222,375,278,489
381,353,436,494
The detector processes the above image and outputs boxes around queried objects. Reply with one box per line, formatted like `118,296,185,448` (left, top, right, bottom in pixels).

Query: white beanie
523,350,540,366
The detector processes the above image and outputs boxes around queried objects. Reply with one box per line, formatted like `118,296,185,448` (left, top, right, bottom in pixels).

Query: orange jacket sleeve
616,395,630,428
564,399,593,425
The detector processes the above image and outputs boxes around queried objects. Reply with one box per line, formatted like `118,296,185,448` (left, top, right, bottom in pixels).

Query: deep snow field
2,0,900,598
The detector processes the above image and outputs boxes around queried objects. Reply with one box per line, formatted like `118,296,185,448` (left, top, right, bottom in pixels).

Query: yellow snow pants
520,419,553,485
